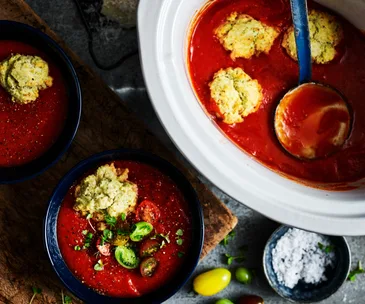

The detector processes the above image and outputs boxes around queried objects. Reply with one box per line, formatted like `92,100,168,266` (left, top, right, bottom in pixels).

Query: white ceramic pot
138,0,365,235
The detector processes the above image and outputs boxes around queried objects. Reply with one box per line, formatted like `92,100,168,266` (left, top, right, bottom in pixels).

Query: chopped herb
61,290,72,304
64,296,72,304
74,245,81,251
176,229,184,236
176,238,183,246
29,287,41,304
348,261,364,281
220,230,236,246
94,259,104,271
104,229,113,239
121,213,126,221
318,242,335,253
83,232,94,249
117,229,130,236
105,214,117,227
101,229,113,246
225,253,245,265
86,213,92,220
82,230,88,235
178,252,185,258
151,232,170,244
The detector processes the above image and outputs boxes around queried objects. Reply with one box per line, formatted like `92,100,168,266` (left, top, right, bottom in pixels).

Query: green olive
216,299,234,304
115,245,139,269
235,267,253,285
129,221,153,242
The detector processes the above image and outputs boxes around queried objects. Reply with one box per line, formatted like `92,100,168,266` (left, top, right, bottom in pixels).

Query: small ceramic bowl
44,149,204,304
263,225,351,303
0,21,81,183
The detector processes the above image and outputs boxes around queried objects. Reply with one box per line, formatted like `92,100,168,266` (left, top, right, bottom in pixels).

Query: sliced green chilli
129,222,153,242
115,245,140,269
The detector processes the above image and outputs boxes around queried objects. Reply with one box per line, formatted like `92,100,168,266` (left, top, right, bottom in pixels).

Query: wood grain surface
0,0,238,303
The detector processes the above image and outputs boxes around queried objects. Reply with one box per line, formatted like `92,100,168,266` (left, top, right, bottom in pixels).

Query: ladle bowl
274,0,351,160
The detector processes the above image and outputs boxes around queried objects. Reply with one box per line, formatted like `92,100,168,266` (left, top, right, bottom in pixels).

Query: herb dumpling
74,163,138,218
0,54,53,104
282,10,343,64
215,12,280,60
209,67,263,124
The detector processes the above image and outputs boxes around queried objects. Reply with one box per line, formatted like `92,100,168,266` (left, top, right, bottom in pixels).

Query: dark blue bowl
44,149,204,304
263,225,351,303
0,21,81,183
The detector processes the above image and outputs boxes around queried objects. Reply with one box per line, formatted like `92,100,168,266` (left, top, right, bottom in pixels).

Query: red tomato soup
57,161,192,298
0,41,68,167
188,0,365,185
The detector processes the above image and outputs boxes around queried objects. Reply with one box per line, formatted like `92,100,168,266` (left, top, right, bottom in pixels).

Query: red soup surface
188,0,365,185
57,161,192,298
0,40,68,167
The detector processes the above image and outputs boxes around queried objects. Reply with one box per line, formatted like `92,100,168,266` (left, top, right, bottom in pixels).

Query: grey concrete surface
26,0,365,303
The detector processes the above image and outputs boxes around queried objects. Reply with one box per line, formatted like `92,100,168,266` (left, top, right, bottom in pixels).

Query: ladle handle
290,0,312,84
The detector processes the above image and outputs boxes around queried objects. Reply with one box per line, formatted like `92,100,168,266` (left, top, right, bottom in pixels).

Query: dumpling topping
0,54,53,104
209,67,263,124
215,12,280,60
282,9,343,64
73,163,138,218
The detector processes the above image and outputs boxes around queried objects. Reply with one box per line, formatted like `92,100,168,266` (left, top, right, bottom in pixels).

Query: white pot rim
138,0,365,236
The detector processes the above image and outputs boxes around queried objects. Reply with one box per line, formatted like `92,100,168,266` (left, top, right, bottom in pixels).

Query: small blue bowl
0,21,81,183
44,149,204,304
263,225,351,303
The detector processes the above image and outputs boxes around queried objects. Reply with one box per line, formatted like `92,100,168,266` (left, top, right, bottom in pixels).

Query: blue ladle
274,0,351,160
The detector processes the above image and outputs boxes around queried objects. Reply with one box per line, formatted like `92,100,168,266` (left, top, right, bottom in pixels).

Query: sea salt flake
272,228,335,288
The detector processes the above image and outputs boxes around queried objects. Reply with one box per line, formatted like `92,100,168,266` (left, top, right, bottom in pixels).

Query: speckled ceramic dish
263,225,351,303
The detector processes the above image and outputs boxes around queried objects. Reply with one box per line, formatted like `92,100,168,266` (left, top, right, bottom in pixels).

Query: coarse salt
272,228,336,288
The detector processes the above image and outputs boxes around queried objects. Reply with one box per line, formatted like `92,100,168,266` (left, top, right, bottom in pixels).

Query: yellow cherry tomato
193,268,231,296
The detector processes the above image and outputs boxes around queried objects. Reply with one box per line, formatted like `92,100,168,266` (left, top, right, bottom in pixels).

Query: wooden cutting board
0,0,238,303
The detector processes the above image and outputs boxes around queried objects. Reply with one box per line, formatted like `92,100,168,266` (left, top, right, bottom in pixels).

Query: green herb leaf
94,259,104,271
61,290,72,304
105,214,117,227
64,295,72,304
121,213,126,221
176,238,183,246
32,287,42,294
318,242,335,254
104,229,113,239
83,232,94,249
82,230,88,235
74,245,81,251
177,252,185,258
117,229,130,236
176,229,184,236
224,253,245,265
29,287,42,304
86,213,92,220
220,230,236,246
151,232,170,244
348,261,364,281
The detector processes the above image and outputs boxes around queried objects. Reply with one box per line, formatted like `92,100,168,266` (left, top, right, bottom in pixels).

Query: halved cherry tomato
140,257,158,277
135,200,161,225
96,238,111,256
140,239,160,257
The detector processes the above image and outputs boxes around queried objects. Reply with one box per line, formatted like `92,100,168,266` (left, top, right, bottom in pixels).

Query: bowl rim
0,20,82,184
262,225,352,303
44,149,204,304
